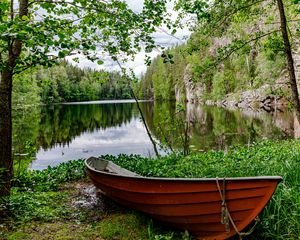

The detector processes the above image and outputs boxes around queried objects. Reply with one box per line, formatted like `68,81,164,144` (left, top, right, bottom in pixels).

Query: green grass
8,190,73,222
4,213,190,240
13,159,86,191
106,140,300,239
3,139,300,239
107,140,300,179
5,214,149,240
94,214,148,239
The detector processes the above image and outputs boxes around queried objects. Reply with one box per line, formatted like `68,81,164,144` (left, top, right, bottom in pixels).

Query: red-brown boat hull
85,158,282,240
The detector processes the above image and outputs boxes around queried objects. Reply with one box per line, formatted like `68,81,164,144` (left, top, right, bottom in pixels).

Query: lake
12,100,298,170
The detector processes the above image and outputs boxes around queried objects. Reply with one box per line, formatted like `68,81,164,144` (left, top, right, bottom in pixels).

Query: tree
0,0,171,200
276,0,300,116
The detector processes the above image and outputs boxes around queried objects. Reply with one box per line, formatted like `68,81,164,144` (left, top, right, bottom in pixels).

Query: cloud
31,118,159,169
66,0,190,76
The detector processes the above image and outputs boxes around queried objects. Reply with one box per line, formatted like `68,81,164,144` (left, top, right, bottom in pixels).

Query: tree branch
199,29,281,74
13,52,77,75
203,0,268,37
219,30,280,63
216,0,266,26
10,0,14,20
155,27,185,44
28,0,109,11
266,18,300,25
115,60,160,157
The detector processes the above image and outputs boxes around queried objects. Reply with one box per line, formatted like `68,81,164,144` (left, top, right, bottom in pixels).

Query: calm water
12,100,298,170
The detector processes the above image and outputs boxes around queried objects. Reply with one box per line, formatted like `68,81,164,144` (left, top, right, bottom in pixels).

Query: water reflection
12,100,299,170
34,118,157,169
37,102,138,149
142,102,290,153
184,103,288,152
30,102,158,169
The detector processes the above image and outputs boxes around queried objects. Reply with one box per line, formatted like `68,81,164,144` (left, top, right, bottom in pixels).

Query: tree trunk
277,0,300,119
0,71,13,204
129,87,160,157
0,0,28,207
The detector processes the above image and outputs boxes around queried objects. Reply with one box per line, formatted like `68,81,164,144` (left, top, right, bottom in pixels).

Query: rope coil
216,178,260,240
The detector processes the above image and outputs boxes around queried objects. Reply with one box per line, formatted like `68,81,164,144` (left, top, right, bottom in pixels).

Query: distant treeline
13,61,132,105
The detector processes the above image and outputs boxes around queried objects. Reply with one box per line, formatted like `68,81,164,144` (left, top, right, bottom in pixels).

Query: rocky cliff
180,45,300,113
205,76,291,112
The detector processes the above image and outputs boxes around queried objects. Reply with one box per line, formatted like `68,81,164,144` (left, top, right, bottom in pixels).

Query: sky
66,0,190,76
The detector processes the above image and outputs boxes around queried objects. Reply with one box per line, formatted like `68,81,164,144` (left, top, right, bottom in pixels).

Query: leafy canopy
0,0,172,74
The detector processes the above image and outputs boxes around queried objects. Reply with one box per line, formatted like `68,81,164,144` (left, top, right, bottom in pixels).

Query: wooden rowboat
85,157,282,240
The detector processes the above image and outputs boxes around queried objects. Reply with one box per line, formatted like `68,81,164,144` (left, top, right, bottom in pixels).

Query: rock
180,59,292,112
183,64,205,103
205,100,215,105
207,82,290,112
175,83,183,102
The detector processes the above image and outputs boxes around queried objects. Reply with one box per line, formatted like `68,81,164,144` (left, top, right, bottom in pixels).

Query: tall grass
12,139,300,239
106,140,300,239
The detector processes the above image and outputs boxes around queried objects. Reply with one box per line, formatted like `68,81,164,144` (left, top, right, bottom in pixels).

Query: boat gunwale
85,157,283,182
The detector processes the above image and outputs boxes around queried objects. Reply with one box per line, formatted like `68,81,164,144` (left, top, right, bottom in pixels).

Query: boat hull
85,157,282,240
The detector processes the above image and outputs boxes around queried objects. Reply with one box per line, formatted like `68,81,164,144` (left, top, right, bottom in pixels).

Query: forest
137,1,299,106
13,61,132,106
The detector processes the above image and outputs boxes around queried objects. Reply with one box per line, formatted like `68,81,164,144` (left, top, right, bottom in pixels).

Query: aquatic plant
8,139,300,239
108,140,300,239
13,159,86,192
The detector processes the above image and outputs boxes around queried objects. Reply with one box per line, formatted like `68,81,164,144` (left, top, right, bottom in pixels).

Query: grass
95,214,148,240
5,214,149,240
108,140,300,179
2,176,185,240
13,159,86,191
2,139,300,239
8,190,73,222
106,140,300,239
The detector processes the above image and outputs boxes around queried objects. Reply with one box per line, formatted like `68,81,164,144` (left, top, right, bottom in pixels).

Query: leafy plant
5,139,300,239
106,140,300,239
13,159,86,192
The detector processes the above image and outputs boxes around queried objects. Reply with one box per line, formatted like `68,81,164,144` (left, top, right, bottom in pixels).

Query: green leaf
0,3,9,11
58,33,65,40
58,51,66,58
97,60,104,65
46,40,54,46
21,15,29,21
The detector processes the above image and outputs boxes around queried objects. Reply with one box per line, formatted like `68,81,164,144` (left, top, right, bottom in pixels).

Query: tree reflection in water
37,103,137,149
13,101,295,170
